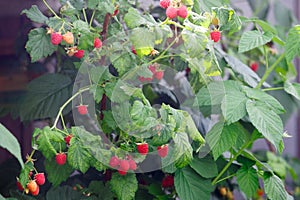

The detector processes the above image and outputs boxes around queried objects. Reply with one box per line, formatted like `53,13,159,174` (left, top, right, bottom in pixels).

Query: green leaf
236,166,259,198
173,132,193,168
284,81,300,100
19,162,34,188
45,158,73,187
110,173,138,200
212,7,242,33
124,8,149,29
88,181,114,200
175,166,214,200
285,25,300,62
182,29,207,58
97,0,114,14
68,139,92,173
0,123,24,168
130,27,155,56
21,5,48,23
246,100,283,151
182,112,205,144
20,74,72,121
189,155,218,178
263,173,287,200
25,28,57,62
46,186,86,199
238,30,273,53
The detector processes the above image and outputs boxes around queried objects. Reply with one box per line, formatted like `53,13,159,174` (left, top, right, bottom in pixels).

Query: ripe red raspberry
210,30,221,42
155,71,164,80
77,105,88,115
161,175,174,188
55,153,67,165
119,160,130,172
177,5,188,19
109,156,120,168
62,31,74,44
74,49,85,59
64,134,73,145
94,38,102,48
166,6,178,19
128,159,137,170
138,76,153,82
250,62,259,72
136,143,149,155
51,32,63,45
16,181,24,191
160,0,170,9
148,65,157,74
118,170,127,176
157,145,168,158
34,173,45,186
31,185,40,196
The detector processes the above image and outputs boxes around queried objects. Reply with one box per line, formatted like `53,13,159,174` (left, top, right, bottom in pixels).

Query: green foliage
45,158,73,187
110,173,138,200
236,166,259,198
239,30,273,53
21,5,48,24
285,25,300,62
263,173,288,200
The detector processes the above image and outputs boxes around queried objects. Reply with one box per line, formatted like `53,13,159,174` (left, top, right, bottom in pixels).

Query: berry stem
60,113,67,130
214,173,236,184
82,8,88,24
262,87,284,92
42,0,61,19
89,9,96,27
51,87,90,130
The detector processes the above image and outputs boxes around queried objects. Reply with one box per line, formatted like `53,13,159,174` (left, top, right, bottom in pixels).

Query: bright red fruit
131,46,137,55
34,173,45,186
77,105,88,115
157,145,168,158
74,49,85,59
166,6,178,19
137,143,149,155
155,71,164,80
177,5,188,19
210,30,221,42
119,160,130,172
113,9,119,16
109,156,120,168
64,134,73,145
94,38,102,48
55,153,67,165
161,175,174,188
148,65,157,74
129,159,137,170
30,185,40,196
160,0,170,9
250,62,259,72
51,32,62,45
16,181,24,191
118,170,127,176
257,188,264,197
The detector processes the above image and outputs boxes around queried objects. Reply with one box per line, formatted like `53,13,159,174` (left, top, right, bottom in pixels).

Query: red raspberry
128,159,137,170
74,49,85,59
177,5,188,19
136,143,149,155
161,175,174,188
166,6,178,19
113,9,119,17
118,170,127,176
148,65,157,74
51,32,62,45
250,62,259,72
16,181,24,191
34,173,46,186
94,38,102,48
210,30,221,42
31,185,40,196
155,71,164,80
109,156,120,168
138,76,153,82
77,105,88,115
131,46,137,55
29,171,33,177
257,188,264,197
157,145,168,158
55,153,67,165
119,160,130,171
64,134,73,145
160,0,170,9
62,31,74,44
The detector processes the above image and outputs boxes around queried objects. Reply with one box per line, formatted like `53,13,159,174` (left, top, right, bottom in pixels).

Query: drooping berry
64,134,73,145
210,30,221,43
159,0,170,9
177,5,188,19
157,145,168,158
51,32,63,45
250,62,259,72
77,105,88,115
74,49,85,59
30,185,40,196
166,6,178,19
27,180,38,194
34,173,46,186
109,156,120,168
62,31,74,44
137,143,149,156
148,65,157,74
55,153,67,165
219,187,227,196
94,38,102,48
161,175,174,188
128,159,137,170
119,160,130,172
118,170,127,176
16,181,24,191
155,71,164,80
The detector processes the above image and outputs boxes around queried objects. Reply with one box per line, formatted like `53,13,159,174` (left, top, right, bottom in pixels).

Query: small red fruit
210,30,221,43
129,159,137,170
118,170,127,176
77,105,88,115
94,38,102,48
27,180,38,193
31,185,40,196
177,5,188,19
28,171,33,177
155,71,164,80
51,32,63,45
62,31,74,44
16,181,24,191
55,153,67,165
34,173,46,186
250,62,259,72
64,134,73,145
113,9,119,17
166,6,178,19
160,0,170,9
161,175,174,188
74,49,85,59
137,143,149,156
131,46,137,55
148,65,157,74
257,188,264,197
119,160,130,172
157,145,168,158
109,156,120,168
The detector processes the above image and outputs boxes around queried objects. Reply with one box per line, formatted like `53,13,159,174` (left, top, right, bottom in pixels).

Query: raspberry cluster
160,0,188,19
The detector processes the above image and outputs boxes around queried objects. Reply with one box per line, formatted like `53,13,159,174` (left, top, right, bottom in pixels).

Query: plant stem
215,173,236,184
262,87,284,92
50,87,90,130
60,113,67,130
42,0,61,19
89,10,96,27
82,8,88,23
255,53,285,89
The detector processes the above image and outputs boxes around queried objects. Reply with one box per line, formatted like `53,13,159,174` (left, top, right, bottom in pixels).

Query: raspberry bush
1,0,300,199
